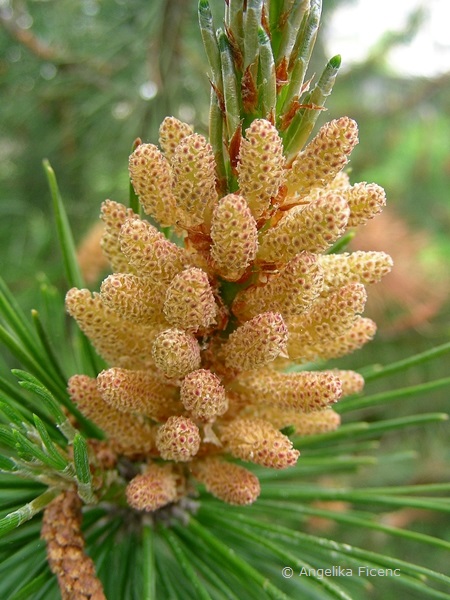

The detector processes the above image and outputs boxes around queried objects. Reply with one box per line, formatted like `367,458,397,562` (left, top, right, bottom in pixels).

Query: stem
129,178,141,215
275,0,311,68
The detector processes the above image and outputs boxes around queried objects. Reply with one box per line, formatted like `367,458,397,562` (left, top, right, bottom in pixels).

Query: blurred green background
0,1,449,598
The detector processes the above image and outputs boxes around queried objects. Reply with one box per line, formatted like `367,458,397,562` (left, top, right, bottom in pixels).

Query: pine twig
41,490,105,600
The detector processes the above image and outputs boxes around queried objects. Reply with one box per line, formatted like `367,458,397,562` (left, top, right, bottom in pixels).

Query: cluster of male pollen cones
62,0,394,517
66,101,392,510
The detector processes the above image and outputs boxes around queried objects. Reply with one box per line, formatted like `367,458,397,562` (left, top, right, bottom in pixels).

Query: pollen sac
155,416,201,462
68,375,155,457
96,368,180,421
180,369,228,422
287,283,368,361
152,328,201,379
292,410,341,436
220,418,300,469
315,317,377,361
223,312,288,372
159,116,194,162
242,406,341,436
172,133,218,227
65,288,161,370
345,182,386,227
191,458,260,505
233,369,342,411
120,218,188,283
285,117,359,200
237,119,285,219
100,274,168,325
257,192,350,264
327,170,351,192
210,194,258,281
289,316,377,363
100,200,136,273
232,252,324,321
129,143,178,227
163,268,217,332
319,251,393,293
324,369,365,397
126,464,180,512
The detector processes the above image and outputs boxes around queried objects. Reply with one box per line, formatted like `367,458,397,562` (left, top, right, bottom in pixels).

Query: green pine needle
42,160,84,291
337,377,450,413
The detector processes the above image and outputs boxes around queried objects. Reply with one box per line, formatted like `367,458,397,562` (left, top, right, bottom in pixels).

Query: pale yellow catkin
285,116,359,200
100,200,136,273
223,312,288,371
257,192,350,263
172,133,218,227
237,118,285,219
100,273,168,325
240,406,341,436
119,218,189,283
65,288,162,370
232,369,342,411
159,116,194,162
210,193,258,281
180,369,228,422
68,375,155,457
345,182,386,227
286,283,368,359
191,458,261,505
155,416,201,462
232,251,324,321
163,267,217,332
219,418,300,469
126,464,182,512
318,251,393,293
152,328,202,379
129,143,178,227
96,368,181,421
